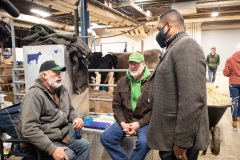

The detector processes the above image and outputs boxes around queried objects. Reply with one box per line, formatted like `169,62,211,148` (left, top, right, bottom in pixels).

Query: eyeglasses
156,22,168,31
48,70,62,76
129,62,142,66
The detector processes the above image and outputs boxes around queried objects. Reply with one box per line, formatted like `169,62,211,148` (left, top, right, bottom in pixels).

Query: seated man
100,52,152,160
19,60,90,160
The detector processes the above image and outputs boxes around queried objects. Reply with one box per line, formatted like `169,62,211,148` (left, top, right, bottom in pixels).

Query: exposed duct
74,0,81,36
89,0,138,24
197,0,240,9
146,15,240,26
202,22,240,31
89,12,124,27
88,1,138,26
184,15,240,23
105,25,148,37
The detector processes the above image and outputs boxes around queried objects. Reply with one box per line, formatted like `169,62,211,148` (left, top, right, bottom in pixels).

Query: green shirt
206,53,220,70
126,66,150,111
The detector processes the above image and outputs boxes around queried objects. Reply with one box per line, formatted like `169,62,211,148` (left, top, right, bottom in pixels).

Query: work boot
232,121,238,128
237,116,240,122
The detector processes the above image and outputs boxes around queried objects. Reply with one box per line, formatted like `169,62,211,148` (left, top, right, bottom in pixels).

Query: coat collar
150,32,189,80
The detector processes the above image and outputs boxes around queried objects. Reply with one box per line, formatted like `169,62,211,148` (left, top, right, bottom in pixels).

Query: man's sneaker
232,121,238,128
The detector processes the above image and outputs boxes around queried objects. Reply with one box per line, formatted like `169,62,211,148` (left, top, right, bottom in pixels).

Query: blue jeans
38,138,90,160
52,137,90,160
24,123,90,160
0,103,21,138
229,84,240,121
208,68,217,83
159,149,199,160
100,122,150,160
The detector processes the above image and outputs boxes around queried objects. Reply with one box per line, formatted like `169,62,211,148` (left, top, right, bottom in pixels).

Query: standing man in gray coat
147,9,209,160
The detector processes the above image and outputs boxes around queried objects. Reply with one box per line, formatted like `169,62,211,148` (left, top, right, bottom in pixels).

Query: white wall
201,29,240,73
94,29,161,53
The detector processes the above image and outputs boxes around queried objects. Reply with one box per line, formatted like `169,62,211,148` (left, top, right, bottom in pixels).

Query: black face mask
156,23,170,48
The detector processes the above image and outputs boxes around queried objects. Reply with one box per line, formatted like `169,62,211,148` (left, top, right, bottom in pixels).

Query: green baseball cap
128,52,144,63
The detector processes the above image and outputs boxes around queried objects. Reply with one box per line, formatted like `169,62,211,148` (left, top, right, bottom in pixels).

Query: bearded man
100,52,153,160
19,60,90,160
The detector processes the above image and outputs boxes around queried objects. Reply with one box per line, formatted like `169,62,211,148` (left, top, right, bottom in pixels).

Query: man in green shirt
100,52,152,160
206,46,220,83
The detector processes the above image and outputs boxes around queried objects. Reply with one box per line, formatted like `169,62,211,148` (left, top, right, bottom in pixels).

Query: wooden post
0,42,3,65
141,40,144,54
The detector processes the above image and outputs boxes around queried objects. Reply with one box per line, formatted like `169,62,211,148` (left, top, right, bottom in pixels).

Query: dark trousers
159,148,199,160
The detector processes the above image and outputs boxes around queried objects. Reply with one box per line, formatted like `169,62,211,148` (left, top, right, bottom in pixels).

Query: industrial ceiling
1,0,240,36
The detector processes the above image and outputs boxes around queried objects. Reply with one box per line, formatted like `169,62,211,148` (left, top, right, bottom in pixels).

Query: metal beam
146,15,240,26
128,2,147,16
81,0,89,44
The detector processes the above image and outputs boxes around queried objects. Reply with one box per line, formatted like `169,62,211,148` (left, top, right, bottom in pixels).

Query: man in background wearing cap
19,60,90,160
100,52,152,160
206,46,220,83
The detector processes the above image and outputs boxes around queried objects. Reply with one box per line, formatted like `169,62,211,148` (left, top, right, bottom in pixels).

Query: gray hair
38,71,48,81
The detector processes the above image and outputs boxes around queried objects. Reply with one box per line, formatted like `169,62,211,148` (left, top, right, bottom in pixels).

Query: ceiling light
146,10,152,20
30,9,51,17
211,11,219,17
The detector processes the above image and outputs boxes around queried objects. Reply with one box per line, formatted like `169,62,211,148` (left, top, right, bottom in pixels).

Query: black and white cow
88,52,118,93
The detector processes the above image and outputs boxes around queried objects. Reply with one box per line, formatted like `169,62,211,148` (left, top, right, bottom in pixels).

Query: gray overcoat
147,33,209,151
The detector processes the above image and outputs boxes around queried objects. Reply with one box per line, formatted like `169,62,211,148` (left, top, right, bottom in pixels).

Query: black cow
88,52,118,92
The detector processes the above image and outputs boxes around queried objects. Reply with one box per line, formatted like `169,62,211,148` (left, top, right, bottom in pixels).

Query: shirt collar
165,31,185,48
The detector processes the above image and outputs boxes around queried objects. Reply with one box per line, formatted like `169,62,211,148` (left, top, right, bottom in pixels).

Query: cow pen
88,68,154,114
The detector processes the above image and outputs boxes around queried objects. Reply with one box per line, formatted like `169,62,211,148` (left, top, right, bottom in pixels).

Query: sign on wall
23,44,66,90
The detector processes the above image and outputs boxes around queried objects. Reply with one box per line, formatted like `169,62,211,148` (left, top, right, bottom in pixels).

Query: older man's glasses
129,62,142,66
48,70,62,76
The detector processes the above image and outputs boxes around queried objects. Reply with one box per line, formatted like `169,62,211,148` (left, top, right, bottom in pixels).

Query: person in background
100,52,152,160
19,60,90,160
223,43,240,128
147,9,209,160
206,46,220,83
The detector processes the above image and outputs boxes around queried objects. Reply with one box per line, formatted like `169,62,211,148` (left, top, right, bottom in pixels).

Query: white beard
47,76,61,89
129,64,144,78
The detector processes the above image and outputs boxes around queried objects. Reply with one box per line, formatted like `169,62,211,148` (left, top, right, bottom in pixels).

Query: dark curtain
3,29,29,48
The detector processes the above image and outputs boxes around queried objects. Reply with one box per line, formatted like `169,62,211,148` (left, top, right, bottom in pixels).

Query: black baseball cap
39,60,66,73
